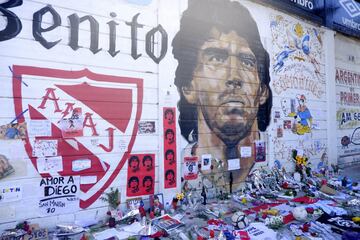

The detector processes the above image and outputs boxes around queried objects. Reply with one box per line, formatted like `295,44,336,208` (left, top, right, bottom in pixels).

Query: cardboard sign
38,176,80,216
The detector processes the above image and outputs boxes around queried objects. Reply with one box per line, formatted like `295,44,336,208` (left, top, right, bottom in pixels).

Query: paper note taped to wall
37,156,63,174
240,146,252,158
0,184,22,203
28,120,52,137
201,154,212,171
32,139,58,157
72,159,91,171
228,158,240,171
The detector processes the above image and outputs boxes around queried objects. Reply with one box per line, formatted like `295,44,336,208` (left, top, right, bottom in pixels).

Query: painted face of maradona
184,27,268,145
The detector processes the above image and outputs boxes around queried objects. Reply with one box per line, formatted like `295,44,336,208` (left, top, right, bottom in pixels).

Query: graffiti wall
268,12,327,172
0,0,335,227
335,34,360,166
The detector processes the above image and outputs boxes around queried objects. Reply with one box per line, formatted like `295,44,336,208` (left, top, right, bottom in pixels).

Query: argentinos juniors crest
12,65,143,208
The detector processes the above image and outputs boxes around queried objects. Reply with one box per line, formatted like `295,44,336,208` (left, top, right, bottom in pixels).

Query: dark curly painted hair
172,0,272,143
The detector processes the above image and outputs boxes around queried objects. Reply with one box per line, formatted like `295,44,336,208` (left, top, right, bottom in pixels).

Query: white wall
0,0,348,229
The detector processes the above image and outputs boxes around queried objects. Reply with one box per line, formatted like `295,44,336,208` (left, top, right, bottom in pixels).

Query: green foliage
100,187,120,209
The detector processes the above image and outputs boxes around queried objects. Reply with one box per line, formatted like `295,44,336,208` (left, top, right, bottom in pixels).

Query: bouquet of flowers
291,149,310,181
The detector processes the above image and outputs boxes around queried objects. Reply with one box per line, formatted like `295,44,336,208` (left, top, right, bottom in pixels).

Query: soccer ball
231,211,249,229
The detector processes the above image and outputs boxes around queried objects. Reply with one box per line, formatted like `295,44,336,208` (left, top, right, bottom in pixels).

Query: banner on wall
38,176,80,216
127,154,155,197
332,0,360,38
257,0,325,24
183,156,198,180
163,107,177,189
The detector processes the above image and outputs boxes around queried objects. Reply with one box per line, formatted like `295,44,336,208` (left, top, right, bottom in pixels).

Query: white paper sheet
72,159,91,171
240,146,252,158
93,228,132,240
201,154,212,170
32,139,58,157
28,120,52,137
37,156,63,173
80,176,97,184
228,158,240,170
0,184,22,203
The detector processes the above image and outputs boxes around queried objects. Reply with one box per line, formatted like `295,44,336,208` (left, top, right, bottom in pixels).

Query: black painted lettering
33,5,61,49
0,0,22,41
68,13,102,54
126,13,143,60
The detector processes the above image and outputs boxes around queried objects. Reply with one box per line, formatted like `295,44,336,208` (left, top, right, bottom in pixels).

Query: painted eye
203,48,229,65
239,53,256,69
208,53,227,63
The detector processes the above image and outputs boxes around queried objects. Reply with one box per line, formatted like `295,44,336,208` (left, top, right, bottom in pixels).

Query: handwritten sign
38,176,79,216
28,120,52,137
37,156,63,174
32,140,58,157
24,228,48,240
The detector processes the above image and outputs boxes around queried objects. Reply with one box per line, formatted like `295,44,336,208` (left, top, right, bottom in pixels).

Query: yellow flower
176,193,184,200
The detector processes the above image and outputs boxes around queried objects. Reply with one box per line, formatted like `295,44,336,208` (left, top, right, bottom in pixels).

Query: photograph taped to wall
59,108,84,138
138,121,156,134
0,122,27,140
0,141,27,182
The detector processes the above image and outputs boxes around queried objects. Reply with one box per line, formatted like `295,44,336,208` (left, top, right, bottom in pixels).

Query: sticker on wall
127,154,155,197
12,65,143,208
38,176,80,216
0,122,27,140
254,141,266,162
183,156,198,180
0,184,22,203
138,121,156,134
163,107,176,189
59,107,84,138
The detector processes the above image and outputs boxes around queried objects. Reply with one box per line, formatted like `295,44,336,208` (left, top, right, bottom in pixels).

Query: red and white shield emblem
12,65,143,208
